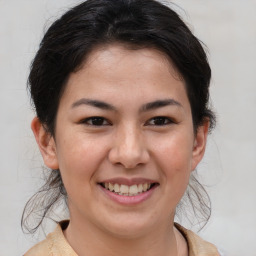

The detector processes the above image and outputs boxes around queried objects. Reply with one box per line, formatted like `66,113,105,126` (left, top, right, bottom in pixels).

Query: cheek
159,146,191,185
55,133,108,194
152,132,193,191
154,131,194,169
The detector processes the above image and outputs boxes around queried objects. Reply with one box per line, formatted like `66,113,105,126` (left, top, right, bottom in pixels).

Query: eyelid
78,116,176,127
80,116,112,126
145,116,175,126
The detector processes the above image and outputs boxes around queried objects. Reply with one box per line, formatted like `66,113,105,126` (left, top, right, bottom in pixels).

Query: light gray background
0,0,255,255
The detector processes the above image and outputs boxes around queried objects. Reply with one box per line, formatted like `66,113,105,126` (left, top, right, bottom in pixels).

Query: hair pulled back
23,0,216,233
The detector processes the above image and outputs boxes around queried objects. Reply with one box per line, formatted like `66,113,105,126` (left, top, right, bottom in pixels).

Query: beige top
24,221,220,256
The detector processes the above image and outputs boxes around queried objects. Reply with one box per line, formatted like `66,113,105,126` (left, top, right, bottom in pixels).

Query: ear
31,117,59,170
191,120,209,171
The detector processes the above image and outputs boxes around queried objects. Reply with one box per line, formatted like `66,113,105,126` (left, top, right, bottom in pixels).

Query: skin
32,44,209,256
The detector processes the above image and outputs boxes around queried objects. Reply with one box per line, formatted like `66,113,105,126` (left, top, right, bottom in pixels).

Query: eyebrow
71,98,182,112
139,99,182,112
71,98,116,111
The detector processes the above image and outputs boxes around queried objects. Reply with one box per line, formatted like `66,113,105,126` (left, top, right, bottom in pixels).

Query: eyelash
80,116,174,127
81,117,111,126
145,116,174,126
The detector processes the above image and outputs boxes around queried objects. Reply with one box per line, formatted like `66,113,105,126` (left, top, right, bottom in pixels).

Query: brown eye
82,117,110,126
146,116,173,126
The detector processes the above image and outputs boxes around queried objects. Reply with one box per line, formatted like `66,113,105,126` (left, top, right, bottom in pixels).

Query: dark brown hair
22,0,215,233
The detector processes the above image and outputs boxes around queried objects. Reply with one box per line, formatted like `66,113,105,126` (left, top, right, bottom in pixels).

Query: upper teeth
104,183,151,196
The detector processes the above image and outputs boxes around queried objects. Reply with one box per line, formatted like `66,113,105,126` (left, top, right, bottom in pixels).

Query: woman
23,0,220,255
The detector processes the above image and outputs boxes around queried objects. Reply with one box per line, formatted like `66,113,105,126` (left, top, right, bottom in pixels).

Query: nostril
108,141,150,168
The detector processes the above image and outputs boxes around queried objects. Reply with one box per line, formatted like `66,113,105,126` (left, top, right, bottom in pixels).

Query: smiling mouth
99,182,158,196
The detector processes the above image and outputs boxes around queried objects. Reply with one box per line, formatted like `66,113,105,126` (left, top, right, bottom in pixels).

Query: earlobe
31,117,59,170
191,121,209,171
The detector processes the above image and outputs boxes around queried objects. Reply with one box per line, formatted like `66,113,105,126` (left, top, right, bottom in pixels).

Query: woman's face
34,44,208,238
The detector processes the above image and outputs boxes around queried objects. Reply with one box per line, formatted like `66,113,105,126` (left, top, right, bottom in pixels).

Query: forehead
82,44,182,80
61,44,189,111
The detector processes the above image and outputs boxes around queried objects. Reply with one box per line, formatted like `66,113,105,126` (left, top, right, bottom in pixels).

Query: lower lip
99,185,158,205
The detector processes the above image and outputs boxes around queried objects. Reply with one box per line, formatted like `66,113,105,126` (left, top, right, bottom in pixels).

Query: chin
105,224,150,239
98,213,162,239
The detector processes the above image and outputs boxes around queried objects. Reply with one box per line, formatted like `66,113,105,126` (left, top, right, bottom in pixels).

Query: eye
145,116,173,126
81,116,111,126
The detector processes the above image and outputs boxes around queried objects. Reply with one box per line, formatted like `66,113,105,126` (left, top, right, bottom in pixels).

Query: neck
64,217,180,256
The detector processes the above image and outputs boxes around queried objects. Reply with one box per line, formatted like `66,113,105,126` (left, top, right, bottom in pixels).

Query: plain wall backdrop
0,0,255,255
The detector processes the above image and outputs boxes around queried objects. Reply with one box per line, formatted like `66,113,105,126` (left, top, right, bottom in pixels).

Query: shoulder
24,232,54,256
24,221,77,256
175,223,221,256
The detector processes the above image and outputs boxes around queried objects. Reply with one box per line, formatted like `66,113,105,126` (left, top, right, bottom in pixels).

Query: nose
108,124,150,169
